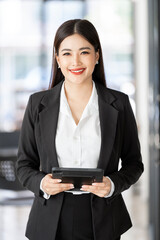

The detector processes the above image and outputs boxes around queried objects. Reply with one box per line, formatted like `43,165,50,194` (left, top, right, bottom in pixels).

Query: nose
72,53,81,66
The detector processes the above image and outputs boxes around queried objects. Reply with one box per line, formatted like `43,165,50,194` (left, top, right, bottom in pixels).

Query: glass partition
86,0,135,112
0,0,85,132
0,0,134,128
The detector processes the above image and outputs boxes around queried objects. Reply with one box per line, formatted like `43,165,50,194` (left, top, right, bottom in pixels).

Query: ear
56,54,60,66
95,50,99,63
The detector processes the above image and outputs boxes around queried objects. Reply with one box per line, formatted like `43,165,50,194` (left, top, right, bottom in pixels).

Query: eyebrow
61,47,91,52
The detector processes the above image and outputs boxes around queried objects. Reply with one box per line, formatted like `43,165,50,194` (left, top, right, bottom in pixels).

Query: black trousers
55,192,121,240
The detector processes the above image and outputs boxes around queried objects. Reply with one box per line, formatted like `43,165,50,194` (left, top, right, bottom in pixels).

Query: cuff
40,177,50,200
104,176,115,198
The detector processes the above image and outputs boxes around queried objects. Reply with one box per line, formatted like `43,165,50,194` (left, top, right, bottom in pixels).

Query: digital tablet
52,167,104,191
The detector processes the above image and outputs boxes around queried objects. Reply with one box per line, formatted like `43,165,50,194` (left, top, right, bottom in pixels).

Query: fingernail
57,179,62,182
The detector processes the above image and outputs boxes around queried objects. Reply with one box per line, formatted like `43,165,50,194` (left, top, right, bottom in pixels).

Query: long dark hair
49,19,106,88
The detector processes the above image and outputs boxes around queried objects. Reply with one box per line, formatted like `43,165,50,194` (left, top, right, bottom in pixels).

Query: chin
65,78,85,85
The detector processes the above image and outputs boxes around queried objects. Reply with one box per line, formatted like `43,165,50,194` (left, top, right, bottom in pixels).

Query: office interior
0,0,159,240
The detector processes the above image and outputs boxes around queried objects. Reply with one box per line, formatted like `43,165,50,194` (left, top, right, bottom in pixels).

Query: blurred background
0,0,159,239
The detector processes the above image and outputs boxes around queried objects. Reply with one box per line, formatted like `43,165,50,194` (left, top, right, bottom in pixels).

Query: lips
69,68,86,75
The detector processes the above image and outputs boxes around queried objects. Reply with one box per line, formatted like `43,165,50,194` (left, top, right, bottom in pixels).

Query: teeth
71,69,84,73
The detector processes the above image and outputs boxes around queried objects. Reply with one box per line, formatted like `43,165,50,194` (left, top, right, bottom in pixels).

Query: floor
0,189,150,240
122,190,150,240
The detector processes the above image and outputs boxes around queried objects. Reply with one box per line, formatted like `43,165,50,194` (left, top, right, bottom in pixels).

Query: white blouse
55,80,101,169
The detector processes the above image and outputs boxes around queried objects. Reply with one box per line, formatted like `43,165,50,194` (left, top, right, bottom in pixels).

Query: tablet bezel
52,167,104,191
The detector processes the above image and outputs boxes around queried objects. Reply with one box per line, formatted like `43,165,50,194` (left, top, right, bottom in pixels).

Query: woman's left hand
81,177,111,198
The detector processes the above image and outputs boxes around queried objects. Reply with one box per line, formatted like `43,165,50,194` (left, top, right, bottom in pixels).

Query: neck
64,79,93,102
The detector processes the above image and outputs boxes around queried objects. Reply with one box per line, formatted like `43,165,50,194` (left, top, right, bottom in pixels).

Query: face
56,34,99,85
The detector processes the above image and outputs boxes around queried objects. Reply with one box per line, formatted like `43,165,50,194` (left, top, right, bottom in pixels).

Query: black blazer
16,80,144,240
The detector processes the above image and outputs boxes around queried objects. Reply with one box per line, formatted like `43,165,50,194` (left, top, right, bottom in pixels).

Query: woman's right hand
41,174,74,195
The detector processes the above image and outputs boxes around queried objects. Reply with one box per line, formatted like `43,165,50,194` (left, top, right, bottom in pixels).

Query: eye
81,51,89,55
63,52,70,56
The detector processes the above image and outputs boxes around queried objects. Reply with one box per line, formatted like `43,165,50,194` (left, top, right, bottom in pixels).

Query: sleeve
40,178,51,200
108,95,144,197
103,177,115,198
16,95,46,197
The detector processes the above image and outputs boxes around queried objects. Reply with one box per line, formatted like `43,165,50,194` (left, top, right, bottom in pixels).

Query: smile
69,68,86,75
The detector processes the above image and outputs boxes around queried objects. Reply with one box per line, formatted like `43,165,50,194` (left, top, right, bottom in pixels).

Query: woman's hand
41,174,74,195
80,177,111,198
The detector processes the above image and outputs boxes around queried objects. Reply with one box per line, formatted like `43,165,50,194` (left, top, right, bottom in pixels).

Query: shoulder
30,81,63,104
106,87,128,98
30,88,53,103
95,82,133,114
27,81,63,116
106,87,129,104
95,82,129,110
25,89,52,120
102,87,134,119
106,88,129,112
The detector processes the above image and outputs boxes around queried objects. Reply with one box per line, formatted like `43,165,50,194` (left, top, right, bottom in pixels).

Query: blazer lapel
95,82,119,171
39,81,63,167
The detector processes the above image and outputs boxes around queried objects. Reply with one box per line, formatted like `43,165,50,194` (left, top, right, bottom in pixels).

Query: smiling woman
56,34,99,85
16,19,143,240
49,19,106,88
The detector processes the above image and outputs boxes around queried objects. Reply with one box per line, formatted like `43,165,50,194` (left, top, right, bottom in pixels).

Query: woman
16,19,144,240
